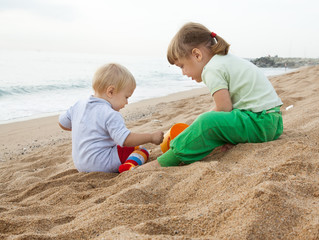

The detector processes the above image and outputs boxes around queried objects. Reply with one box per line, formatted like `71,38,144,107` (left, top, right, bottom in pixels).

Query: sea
0,50,289,124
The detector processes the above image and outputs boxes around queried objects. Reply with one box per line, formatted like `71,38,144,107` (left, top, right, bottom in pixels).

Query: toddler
59,63,163,173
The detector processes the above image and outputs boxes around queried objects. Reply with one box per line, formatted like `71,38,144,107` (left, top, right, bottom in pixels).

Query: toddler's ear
106,85,116,98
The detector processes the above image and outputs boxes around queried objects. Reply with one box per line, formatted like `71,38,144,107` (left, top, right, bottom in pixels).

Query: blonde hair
167,22,230,64
92,63,136,94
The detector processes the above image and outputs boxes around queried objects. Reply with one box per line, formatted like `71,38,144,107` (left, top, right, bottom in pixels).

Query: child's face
175,55,205,83
109,85,135,111
175,47,212,83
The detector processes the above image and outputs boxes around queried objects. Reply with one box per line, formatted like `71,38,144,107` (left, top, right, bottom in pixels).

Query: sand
1,66,319,240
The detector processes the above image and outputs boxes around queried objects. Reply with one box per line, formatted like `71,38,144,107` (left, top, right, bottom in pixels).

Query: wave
0,82,90,97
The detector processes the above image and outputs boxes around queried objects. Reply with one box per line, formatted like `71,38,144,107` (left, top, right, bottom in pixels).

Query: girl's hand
221,143,234,152
152,131,164,145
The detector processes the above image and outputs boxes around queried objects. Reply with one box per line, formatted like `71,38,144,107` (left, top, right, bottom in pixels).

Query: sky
0,0,318,58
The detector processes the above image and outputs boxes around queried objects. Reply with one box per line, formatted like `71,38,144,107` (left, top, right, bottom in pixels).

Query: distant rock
250,55,319,68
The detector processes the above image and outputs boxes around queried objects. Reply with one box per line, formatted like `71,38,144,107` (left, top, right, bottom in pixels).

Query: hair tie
211,32,217,38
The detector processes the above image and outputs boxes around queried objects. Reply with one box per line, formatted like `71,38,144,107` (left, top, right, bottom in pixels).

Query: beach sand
1,65,319,240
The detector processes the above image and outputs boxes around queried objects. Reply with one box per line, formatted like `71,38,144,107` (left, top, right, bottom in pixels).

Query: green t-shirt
202,54,283,112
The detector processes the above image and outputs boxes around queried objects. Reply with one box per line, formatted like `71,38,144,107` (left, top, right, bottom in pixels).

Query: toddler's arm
123,131,164,147
58,111,72,131
58,123,71,131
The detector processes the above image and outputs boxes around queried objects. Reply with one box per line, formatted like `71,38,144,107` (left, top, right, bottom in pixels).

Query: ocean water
0,50,288,123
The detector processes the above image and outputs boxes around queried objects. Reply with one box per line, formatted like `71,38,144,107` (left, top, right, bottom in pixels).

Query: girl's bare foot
221,143,234,152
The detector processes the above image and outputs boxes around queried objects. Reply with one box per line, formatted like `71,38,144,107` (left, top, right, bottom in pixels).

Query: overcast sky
0,0,318,58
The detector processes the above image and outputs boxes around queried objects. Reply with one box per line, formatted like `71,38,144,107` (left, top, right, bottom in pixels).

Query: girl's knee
195,111,216,122
194,111,226,126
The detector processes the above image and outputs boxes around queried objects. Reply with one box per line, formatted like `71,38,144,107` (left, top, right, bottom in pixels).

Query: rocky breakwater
250,55,319,68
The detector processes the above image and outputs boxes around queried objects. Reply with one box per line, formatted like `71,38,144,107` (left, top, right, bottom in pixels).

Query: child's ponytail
211,34,230,55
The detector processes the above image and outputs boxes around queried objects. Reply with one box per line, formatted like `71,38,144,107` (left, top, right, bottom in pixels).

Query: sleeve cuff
59,113,71,130
118,130,131,147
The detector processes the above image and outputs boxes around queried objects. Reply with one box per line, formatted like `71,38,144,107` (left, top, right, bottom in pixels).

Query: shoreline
0,87,209,125
0,66,292,125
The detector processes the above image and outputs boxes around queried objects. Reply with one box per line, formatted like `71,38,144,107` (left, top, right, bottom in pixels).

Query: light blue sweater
59,96,130,173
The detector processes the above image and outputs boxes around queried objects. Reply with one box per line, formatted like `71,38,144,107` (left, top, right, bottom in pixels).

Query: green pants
157,107,283,167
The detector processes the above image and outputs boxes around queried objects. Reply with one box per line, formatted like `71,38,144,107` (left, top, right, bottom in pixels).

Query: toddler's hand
152,131,164,145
